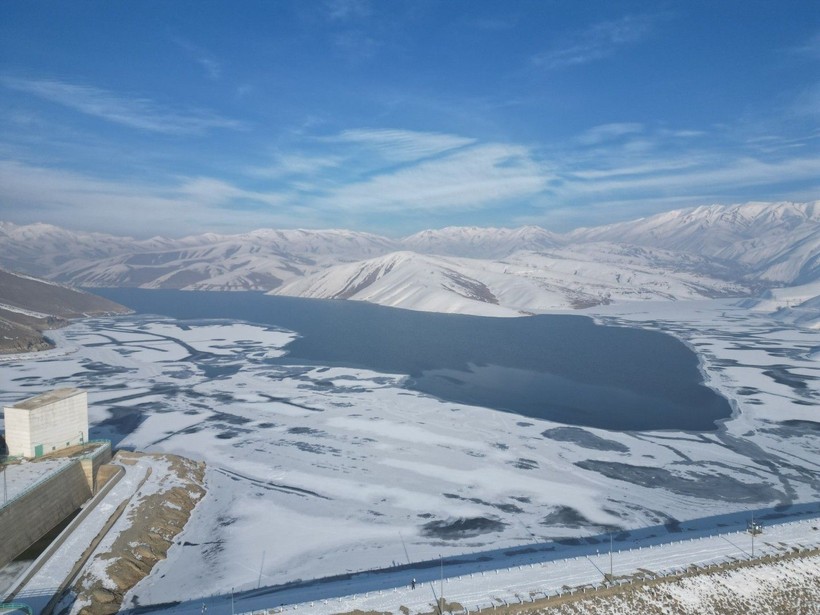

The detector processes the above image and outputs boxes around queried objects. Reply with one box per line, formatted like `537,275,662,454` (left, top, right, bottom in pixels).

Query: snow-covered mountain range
1,201,817,316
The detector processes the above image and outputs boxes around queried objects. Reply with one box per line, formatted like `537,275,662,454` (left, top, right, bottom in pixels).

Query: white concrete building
3,388,89,458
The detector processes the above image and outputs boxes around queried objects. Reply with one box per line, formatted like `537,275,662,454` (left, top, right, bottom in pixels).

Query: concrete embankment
0,444,113,569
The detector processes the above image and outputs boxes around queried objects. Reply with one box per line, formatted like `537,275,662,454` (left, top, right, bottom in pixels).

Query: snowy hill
569,201,820,284
0,222,397,292
0,267,128,353
0,201,816,314
274,245,745,315
401,225,563,258
740,280,820,329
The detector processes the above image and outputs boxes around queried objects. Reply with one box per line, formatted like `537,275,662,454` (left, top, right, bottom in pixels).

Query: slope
0,268,129,353
272,245,745,316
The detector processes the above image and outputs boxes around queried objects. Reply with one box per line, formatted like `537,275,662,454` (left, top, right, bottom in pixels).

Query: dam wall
0,441,112,569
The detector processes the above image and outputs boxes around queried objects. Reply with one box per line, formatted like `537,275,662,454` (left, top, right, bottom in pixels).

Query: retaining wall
0,461,91,569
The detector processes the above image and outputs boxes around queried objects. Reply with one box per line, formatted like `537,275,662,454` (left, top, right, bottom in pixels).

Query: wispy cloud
532,15,656,70
0,160,291,235
248,153,342,179
172,37,223,80
540,124,820,221
1,76,244,134
792,30,820,60
313,143,549,213
577,122,644,146
326,128,476,163
324,0,371,21
3,122,816,237
332,30,381,63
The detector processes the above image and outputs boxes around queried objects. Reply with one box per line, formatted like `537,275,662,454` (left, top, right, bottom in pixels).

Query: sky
0,0,818,238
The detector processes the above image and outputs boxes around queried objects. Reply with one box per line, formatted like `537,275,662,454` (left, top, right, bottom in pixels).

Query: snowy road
127,511,820,615
5,458,151,613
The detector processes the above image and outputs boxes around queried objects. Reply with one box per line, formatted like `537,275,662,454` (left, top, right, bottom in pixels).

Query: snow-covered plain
0,299,818,610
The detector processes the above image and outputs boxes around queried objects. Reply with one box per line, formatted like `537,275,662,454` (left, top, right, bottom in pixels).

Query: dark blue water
94,289,732,431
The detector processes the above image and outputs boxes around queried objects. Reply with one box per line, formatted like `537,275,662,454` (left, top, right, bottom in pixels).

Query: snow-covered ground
208,516,820,615
0,299,817,610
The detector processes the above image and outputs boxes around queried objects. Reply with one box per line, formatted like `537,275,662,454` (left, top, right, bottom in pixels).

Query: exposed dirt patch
69,452,206,615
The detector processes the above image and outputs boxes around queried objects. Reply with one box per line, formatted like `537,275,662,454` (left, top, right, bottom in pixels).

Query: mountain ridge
1,201,817,317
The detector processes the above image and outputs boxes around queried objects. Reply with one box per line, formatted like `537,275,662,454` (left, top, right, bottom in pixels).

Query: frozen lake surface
92,289,731,431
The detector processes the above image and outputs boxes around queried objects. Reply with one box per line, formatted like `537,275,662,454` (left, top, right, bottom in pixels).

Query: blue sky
1,1,818,237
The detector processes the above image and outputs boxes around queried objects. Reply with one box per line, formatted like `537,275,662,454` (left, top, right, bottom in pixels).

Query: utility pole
609,533,613,579
747,514,762,558
440,554,444,615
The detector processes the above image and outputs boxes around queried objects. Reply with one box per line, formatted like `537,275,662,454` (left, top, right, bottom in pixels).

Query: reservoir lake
94,289,732,431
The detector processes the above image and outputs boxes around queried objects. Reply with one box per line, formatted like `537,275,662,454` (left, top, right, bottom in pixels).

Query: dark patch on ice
492,443,509,450
208,412,252,425
761,419,820,437
167,369,196,380
257,422,277,428
540,506,591,528
541,427,629,453
575,460,783,503
417,513,434,518
420,517,507,539
511,496,531,503
82,361,132,374
511,458,539,470
780,419,820,432
216,431,238,439
442,493,523,514
736,387,759,396
516,421,533,427
199,364,242,379
763,366,816,393
280,440,342,455
217,515,238,527
91,406,149,445
258,394,325,412
287,426,324,436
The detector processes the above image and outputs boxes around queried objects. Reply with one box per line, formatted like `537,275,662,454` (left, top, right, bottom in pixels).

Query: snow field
0,300,817,610
204,516,819,615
